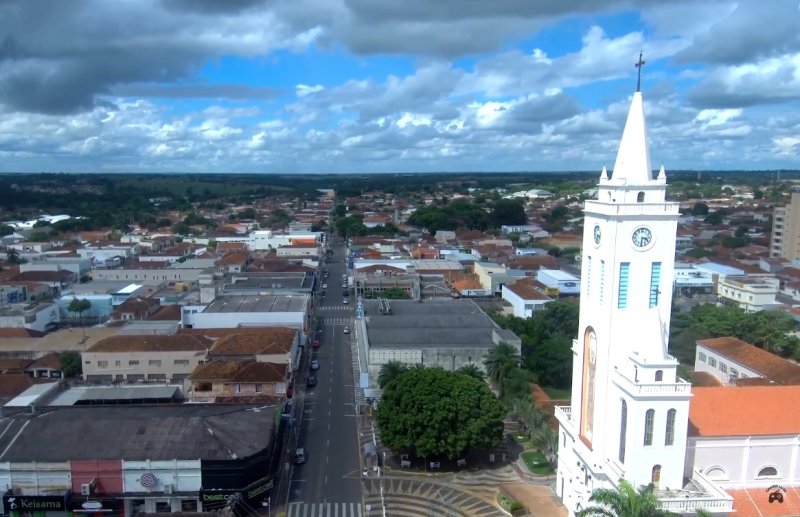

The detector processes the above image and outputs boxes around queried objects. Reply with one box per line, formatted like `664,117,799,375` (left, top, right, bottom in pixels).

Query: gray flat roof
47,385,183,406
364,299,499,348
0,404,276,462
205,294,307,313
225,273,311,290
66,281,134,295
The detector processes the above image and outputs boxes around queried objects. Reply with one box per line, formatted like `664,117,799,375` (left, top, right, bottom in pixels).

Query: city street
287,239,363,516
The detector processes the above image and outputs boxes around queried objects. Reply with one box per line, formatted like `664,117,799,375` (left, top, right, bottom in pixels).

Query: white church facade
554,63,800,516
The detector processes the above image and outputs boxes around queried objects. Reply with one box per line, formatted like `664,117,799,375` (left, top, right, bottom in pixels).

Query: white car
322,283,328,289
310,359,320,370
343,326,351,334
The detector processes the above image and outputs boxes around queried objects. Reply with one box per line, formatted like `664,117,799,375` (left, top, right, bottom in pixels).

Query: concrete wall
0,462,71,496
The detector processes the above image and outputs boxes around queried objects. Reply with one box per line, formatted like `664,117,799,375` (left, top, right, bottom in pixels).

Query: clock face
593,225,601,245
632,227,653,248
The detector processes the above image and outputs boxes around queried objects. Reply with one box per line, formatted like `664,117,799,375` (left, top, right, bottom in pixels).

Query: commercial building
716,274,779,313
0,404,283,517
356,299,520,387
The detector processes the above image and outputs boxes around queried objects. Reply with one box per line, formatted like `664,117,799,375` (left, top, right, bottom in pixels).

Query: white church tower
554,54,692,515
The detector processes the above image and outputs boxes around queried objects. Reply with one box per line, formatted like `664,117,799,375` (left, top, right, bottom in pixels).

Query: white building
536,269,580,296
716,275,779,313
501,278,553,318
554,87,734,515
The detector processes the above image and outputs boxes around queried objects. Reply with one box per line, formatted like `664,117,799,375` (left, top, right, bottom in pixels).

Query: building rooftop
190,361,286,383
87,334,213,353
689,386,800,437
46,385,183,406
697,336,800,385
364,299,506,348
204,294,307,313
210,328,296,356
223,272,313,291
0,404,276,462
505,278,552,301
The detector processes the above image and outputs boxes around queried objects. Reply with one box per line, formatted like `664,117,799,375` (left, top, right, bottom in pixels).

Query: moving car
306,375,317,388
342,298,349,304
343,326,351,334
310,359,320,370
294,448,306,464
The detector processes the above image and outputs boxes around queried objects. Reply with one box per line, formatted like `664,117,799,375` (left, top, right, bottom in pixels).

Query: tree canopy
60,351,82,378
577,479,674,517
669,303,799,363
375,367,505,459
489,301,579,389
407,200,492,233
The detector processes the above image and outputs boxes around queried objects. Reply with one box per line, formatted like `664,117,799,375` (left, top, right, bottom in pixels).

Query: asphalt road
289,239,362,507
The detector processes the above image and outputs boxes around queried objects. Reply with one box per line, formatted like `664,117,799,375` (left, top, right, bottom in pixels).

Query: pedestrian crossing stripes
321,317,350,324
318,305,353,311
286,502,363,517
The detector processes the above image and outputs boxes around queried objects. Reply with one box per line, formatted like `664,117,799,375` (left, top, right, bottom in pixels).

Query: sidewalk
502,483,568,517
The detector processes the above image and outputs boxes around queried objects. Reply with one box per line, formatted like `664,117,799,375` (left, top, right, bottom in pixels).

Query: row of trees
669,303,799,363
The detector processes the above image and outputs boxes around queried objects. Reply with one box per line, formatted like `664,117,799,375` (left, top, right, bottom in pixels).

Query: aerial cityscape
2,2,800,517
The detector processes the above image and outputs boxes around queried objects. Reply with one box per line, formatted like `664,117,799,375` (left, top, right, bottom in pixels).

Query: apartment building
771,191,800,260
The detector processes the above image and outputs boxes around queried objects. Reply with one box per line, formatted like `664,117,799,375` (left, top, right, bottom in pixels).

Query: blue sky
0,0,798,173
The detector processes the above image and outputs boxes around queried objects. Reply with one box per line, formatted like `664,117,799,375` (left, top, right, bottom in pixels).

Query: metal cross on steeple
635,51,645,92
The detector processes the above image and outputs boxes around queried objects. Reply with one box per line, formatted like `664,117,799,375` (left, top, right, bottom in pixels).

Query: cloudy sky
0,0,798,174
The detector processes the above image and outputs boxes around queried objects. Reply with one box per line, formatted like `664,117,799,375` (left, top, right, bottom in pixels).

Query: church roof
689,386,800,437
610,92,653,184
696,336,800,385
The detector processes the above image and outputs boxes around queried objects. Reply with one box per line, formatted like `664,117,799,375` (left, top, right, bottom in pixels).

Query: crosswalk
318,305,353,311
321,317,351,324
286,502,363,517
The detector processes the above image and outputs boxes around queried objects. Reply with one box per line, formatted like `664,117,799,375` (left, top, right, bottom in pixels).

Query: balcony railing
554,405,571,421
613,370,691,396
585,201,679,216
658,469,734,513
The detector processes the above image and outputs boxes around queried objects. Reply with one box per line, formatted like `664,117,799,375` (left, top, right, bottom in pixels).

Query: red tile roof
189,360,286,383
727,486,800,517
504,278,552,301
88,334,213,353
690,386,800,436
697,337,800,385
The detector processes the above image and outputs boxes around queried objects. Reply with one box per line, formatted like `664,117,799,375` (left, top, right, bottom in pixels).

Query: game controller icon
769,491,784,504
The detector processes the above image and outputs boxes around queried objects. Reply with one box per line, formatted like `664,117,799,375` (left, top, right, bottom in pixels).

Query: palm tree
577,479,676,517
378,360,408,388
531,425,558,469
457,363,484,381
483,341,521,398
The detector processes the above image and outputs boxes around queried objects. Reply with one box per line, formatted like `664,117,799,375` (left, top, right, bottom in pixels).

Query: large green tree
491,199,526,227
376,367,505,459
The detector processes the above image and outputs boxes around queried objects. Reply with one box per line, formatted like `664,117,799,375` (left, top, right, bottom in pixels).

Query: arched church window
643,409,655,446
757,466,779,478
665,409,676,446
637,191,645,202
705,466,728,481
655,370,663,382
651,465,661,489
618,400,627,463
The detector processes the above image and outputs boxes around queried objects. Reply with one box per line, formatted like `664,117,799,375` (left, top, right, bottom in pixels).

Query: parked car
294,448,306,464
342,298,349,305
343,326,351,334
310,359,320,370
306,375,317,388
322,283,328,289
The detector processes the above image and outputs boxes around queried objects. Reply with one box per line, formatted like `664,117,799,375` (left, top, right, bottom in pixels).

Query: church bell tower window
644,409,655,446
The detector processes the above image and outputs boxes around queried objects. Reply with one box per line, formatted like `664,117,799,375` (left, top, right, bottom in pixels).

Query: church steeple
610,91,653,185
